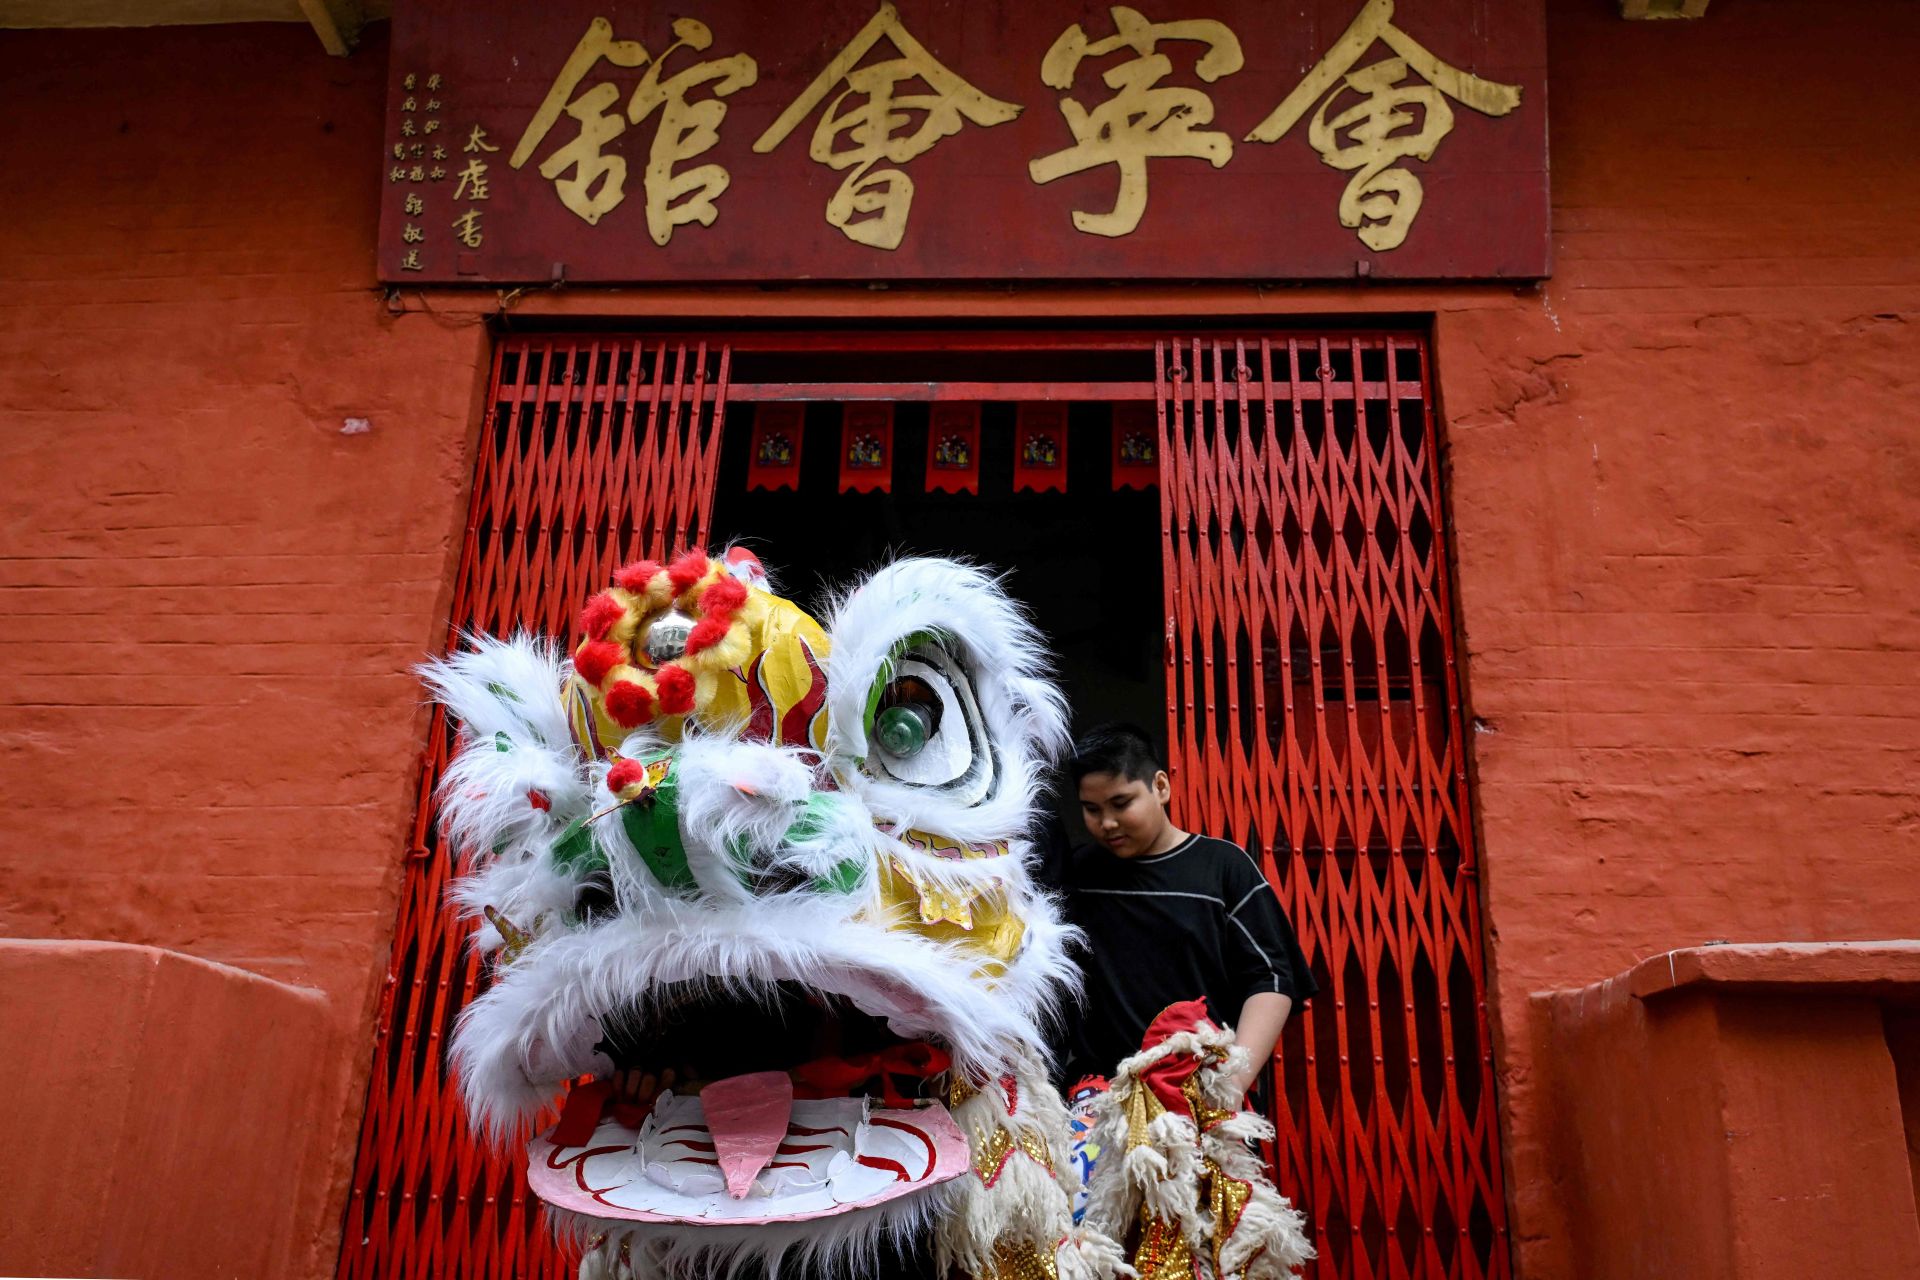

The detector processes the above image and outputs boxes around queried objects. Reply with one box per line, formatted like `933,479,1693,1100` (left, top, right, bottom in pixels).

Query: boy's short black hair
1068,723,1166,785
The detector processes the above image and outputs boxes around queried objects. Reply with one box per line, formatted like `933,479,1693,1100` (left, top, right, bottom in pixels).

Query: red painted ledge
1627,940,1920,1002
0,939,336,1280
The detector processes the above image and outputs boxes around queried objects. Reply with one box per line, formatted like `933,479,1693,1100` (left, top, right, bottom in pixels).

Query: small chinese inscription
454,158,491,200
452,207,485,248
387,68,452,271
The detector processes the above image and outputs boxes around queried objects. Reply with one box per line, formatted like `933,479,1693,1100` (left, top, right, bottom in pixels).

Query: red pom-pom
579,591,626,641
604,680,656,727
526,789,551,812
573,640,623,686
606,758,648,795
655,664,696,715
700,575,748,616
613,559,663,593
684,615,733,656
667,549,711,596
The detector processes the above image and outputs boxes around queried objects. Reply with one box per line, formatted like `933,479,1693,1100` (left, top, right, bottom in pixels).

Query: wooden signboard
378,0,1548,283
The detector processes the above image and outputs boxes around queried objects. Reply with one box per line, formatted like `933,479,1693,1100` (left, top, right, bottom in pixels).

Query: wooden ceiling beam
295,0,358,55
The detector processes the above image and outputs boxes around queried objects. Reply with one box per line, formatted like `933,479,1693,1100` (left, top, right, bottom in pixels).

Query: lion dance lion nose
645,605,696,663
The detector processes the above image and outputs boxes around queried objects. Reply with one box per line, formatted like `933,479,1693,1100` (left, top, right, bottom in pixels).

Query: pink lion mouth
528,1078,967,1225
519,978,977,1226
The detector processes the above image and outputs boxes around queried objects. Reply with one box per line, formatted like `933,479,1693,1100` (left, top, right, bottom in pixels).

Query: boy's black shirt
1037,829,1317,1086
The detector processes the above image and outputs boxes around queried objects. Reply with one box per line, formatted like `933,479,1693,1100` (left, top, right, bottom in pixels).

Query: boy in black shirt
1044,724,1315,1099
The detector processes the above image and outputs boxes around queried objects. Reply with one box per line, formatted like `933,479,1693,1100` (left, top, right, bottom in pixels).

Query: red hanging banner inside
926,403,981,495
747,403,804,492
838,403,893,494
1112,402,1158,491
1013,402,1068,494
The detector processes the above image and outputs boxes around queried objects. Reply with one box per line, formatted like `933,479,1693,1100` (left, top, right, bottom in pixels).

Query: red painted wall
0,23,491,1280
1444,4,1920,1269
1,3,1916,1278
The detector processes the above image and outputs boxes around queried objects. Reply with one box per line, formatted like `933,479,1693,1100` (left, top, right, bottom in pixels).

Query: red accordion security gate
338,330,1509,1280
1156,337,1508,1280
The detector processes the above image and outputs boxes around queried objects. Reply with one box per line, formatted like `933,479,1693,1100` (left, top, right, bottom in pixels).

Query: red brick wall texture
1,4,1916,1278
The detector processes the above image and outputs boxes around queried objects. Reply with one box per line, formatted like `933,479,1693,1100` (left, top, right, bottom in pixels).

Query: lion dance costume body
422,547,1310,1279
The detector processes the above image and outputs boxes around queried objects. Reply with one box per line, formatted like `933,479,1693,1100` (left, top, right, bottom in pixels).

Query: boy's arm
1228,991,1292,1102
1219,848,1317,1103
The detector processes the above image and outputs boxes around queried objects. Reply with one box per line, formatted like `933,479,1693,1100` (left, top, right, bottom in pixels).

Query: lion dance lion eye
873,676,941,757
863,635,995,806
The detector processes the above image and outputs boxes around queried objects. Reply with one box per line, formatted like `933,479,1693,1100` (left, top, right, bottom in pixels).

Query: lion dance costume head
424,549,1129,1279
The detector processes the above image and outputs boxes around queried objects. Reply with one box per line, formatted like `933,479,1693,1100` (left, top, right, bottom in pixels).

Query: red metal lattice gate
339,331,1508,1280
1157,338,1508,1280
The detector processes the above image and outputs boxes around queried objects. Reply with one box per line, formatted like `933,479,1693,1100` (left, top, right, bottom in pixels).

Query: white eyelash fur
450,890,1078,1138
822,557,1069,846
423,633,593,871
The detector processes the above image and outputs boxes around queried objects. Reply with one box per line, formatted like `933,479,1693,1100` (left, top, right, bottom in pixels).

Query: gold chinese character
425,119,441,134
452,208,484,248
1244,0,1520,251
403,73,417,90
1029,7,1242,237
403,95,417,112
426,98,442,112
389,166,406,183
402,223,425,243
510,19,646,225
411,142,425,158
454,157,491,200
430,166,448,181
401,119,417,137
427,73,443,90
432,144,448,161
628,19,758,245
410,164,426,181
464,124,500,154
404,193,424,215
400,248,423,271
392,142,406,159
511,17,756,237
753,3,1020,250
